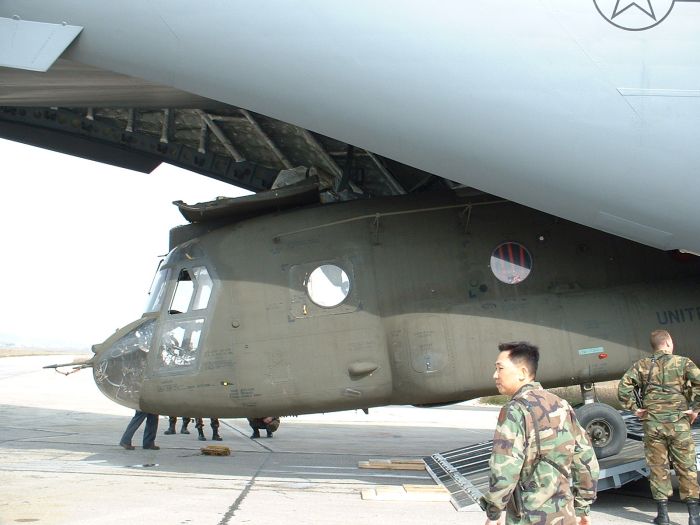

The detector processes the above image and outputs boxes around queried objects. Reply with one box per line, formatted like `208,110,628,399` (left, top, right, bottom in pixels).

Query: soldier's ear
519,365,529,381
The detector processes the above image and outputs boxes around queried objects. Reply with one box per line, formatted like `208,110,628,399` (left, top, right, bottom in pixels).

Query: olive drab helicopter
55,181,700,460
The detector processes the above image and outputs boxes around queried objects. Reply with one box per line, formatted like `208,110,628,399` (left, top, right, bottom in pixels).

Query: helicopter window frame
145,264,169,313
155,317,206,373
288,259,359,319
305,264,352,308
168,265,214,315
191,266,213,310
489,241,534,285
169,268,195,314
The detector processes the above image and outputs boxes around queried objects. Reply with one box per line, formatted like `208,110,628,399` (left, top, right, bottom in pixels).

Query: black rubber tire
575,402,627,459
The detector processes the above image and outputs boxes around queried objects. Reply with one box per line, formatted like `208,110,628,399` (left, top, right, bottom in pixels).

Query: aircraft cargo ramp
424,413,700,512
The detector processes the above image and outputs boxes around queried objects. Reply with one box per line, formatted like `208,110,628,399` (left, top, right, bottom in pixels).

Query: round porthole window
490,242,533,284
306,264,351,307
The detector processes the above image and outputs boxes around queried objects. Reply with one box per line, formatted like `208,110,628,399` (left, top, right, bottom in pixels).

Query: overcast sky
0,138,250,349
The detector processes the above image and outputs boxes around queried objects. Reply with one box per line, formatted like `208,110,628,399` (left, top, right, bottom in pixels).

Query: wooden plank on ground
358,458,426,470
403,484,449,493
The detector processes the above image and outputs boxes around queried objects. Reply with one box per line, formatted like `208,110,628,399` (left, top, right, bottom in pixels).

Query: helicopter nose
92,318,156,410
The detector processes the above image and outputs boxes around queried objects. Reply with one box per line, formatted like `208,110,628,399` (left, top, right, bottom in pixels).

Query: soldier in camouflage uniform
482,342,599,525
195,417,222,441
248,417,280,438
617,329,700,525
163,416,191,435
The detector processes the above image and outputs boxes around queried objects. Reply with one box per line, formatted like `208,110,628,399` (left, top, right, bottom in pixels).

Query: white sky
0,138,250,349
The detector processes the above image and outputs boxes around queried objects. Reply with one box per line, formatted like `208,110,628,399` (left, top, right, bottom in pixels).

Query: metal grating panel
423,413,700,512
423,440,492,511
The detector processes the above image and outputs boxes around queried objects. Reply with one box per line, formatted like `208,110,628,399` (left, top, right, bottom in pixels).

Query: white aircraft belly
1,0,698,252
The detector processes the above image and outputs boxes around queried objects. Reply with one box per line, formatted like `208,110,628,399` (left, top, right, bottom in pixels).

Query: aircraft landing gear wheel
575,402,626,459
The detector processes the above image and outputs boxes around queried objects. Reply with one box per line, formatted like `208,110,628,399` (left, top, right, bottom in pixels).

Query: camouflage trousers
505,496,576,525
195,418,219,430
643,418,700,501
505,508,577,525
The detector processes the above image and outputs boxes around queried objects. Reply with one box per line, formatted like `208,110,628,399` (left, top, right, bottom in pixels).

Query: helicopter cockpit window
490,241,533,284
157,318,204,371
191,267,213,310
145,267,169,313
155,265,212,373
169,266,213,314
306,264,351,308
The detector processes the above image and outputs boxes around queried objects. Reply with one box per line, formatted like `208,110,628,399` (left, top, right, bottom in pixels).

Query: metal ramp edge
425,413,700,512
424,439,651,512
423,440,492,512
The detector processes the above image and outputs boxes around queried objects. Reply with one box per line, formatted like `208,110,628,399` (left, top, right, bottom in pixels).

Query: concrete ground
0,355,690,524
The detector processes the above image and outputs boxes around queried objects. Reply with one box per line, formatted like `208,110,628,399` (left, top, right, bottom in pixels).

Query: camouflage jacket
618,351,700,422
483,382,599,523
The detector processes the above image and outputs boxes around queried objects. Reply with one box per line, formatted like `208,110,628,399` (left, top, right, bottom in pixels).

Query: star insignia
611,0,657,20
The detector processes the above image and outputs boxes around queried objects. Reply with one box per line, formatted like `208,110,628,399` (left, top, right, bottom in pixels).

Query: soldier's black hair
498,341,539,377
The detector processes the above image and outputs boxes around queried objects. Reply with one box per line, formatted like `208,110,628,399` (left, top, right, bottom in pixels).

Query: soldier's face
493,351,526,396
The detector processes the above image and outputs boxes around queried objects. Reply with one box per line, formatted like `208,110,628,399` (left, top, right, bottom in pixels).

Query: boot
266,429,273,438
198,428,207,441
250,429,260,439
164,420,176,435
211,419,221,441
654,500,670,525
688,498,700,525
180,419,190,434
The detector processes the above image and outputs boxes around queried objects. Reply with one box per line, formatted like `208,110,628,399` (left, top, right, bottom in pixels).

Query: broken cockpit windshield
93,319,156,408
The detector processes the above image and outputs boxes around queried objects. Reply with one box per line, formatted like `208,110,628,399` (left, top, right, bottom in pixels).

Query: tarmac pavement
0,354,691,524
